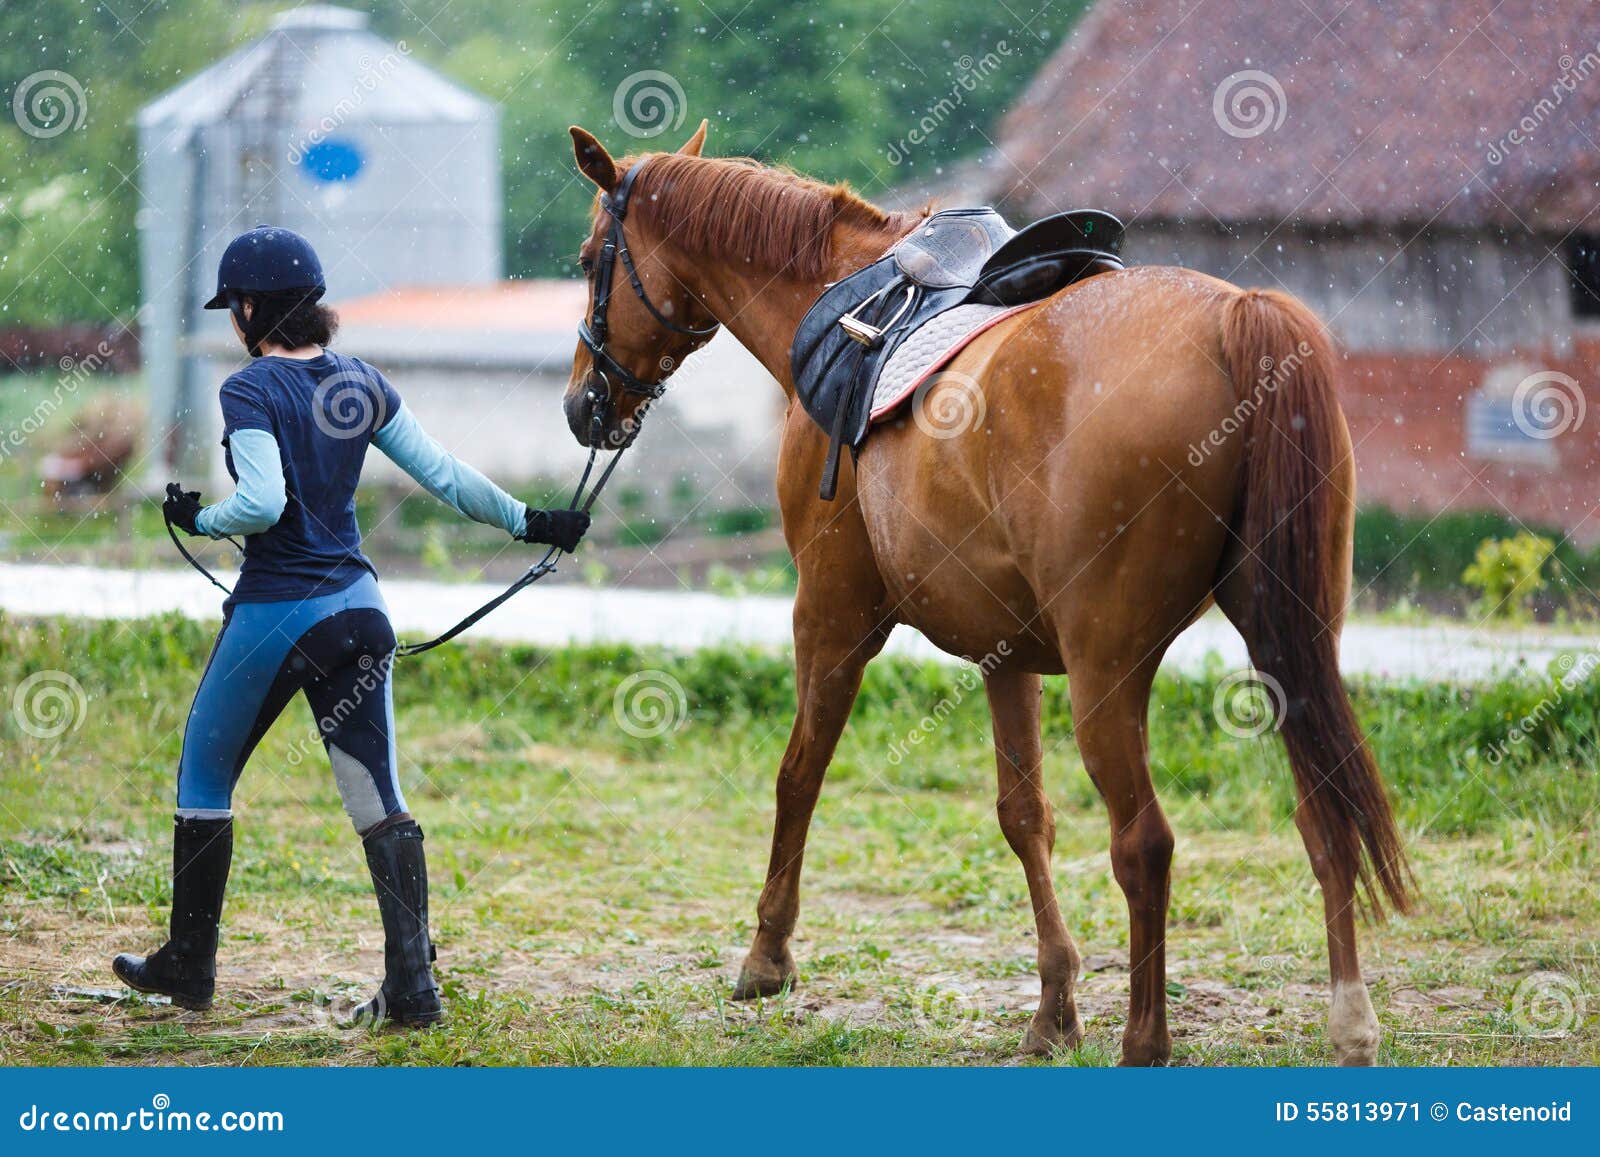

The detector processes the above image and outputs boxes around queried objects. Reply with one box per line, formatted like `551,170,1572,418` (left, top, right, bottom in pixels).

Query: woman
112,225,589,1026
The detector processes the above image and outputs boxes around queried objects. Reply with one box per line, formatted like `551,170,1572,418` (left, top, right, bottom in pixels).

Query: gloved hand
163,483,205,537
521,507,590,552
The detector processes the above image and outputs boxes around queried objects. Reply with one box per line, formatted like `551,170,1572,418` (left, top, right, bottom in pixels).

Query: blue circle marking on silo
301,139,364,183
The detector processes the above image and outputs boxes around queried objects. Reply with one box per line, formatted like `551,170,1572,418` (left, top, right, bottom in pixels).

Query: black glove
521,507,590,552
163,483,205,537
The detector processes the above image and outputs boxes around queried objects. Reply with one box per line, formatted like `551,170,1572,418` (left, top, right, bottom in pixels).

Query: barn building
137,5,500,480
976,0,1600,539
137,4,782,512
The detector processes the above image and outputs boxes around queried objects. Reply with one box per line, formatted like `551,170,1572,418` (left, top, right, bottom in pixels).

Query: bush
1353,506,1598,614
1462,532,1555,622
706,506,774,537
620,518,666,547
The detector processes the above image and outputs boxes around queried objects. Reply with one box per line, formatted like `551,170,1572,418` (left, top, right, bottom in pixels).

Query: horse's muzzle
565,382,599,446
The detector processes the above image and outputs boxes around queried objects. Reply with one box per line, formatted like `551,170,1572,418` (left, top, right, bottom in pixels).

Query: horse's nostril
565,387,594,444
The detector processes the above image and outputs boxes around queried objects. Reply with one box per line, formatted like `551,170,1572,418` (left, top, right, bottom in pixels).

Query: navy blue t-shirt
218,351,402,605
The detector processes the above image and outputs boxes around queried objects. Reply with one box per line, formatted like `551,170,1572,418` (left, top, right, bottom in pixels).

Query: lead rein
165,409,639,658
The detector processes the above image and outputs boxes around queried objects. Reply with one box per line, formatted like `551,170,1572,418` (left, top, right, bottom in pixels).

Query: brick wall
1340,337,1600,542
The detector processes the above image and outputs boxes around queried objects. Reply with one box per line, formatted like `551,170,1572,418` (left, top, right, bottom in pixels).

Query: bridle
165,156,722,656
401,162,722,658
576,157,720,429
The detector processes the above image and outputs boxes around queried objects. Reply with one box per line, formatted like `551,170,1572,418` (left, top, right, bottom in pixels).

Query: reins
165,156,704,658
162,405,643,658
392,410,636,656
162,491,244,598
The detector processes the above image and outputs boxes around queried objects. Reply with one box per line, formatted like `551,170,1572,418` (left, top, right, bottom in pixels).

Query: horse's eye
579,255,594,275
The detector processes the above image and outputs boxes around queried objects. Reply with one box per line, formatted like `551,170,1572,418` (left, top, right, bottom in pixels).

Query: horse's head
564,121,719,448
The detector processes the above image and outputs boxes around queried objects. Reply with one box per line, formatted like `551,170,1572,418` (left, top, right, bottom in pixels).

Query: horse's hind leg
1065,656,1174,1066
984,666,1082,1055
1216,567,1380,1066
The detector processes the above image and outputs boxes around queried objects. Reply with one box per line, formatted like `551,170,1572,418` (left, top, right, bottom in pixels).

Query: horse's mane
626,153,924,281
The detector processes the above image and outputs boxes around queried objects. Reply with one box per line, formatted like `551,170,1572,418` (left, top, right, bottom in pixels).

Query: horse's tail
1219,288,1412,917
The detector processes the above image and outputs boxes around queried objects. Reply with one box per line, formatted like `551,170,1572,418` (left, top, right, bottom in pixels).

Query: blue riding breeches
176,573,407,832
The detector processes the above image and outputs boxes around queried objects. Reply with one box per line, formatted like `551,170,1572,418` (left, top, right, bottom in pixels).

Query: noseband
577,158,720,425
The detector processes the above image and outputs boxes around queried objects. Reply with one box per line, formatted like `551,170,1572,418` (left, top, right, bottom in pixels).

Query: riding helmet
203,225,326,309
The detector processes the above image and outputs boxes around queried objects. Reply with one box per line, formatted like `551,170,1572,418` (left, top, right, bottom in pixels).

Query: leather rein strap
166,414,632,658
166,157,714,658
163,512,242,598
392,433,619,657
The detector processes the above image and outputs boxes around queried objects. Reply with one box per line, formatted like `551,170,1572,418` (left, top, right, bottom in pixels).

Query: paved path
0,562,1591,682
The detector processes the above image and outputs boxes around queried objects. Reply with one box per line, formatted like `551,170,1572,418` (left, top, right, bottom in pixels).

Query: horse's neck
680,224,910,394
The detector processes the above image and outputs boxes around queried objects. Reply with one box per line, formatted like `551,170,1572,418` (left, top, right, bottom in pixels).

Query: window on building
1569,236,1600,320
1464,363,1565,468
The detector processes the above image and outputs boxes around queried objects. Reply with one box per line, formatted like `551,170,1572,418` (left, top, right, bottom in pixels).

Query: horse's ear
570,126,618,190
678,119,708,157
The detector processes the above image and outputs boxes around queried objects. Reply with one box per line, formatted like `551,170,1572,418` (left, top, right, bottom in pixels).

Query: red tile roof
989,0,1600,231
333,281,587,332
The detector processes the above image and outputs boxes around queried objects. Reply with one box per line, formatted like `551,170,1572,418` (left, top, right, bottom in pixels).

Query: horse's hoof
1118,1029,1173,1067
1118,1051,1172,1067
1334,1040,1378,1066
732,955,796,1000
1020,1019,1083,1057
1329,981,1380,1066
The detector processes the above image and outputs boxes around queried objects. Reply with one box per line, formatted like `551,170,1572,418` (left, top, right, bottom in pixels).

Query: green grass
1,613,1597,1066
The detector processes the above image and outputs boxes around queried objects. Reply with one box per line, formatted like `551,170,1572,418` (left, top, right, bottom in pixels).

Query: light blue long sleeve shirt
196,405,527,539
370,404,527,534
195,428,287,537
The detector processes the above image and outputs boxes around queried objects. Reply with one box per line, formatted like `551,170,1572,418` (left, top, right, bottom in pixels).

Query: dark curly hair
239,290,339,351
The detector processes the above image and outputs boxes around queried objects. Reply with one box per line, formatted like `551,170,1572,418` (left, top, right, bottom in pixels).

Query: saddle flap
891,208,1015,289
791,204,1129,500
791,255,900,436
969,252,1123,309
968,209,1125,307
987,209,1124,269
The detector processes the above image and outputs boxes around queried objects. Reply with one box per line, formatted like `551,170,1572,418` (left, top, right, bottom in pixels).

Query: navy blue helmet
203,225,326,309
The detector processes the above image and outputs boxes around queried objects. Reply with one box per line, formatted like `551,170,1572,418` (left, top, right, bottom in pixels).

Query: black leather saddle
792,206,1124,499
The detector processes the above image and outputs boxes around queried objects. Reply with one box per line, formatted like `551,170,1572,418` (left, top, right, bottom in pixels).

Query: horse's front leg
985,665,1084,1055
733,609,888,999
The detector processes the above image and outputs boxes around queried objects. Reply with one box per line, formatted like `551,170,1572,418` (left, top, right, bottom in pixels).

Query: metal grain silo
137,4,500,480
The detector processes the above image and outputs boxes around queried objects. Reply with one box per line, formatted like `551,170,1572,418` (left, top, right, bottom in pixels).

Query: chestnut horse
563,121,1411,1065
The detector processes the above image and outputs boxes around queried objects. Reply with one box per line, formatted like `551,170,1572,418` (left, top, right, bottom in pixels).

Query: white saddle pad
869,302,1034,422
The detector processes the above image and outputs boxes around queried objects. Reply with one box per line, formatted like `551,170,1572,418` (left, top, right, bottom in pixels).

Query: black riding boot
352,817,442,1027
112,814,233,1010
